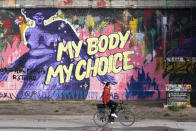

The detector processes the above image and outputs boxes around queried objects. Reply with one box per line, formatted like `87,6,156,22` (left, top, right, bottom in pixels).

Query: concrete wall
0,0,196,8
0,8,196,101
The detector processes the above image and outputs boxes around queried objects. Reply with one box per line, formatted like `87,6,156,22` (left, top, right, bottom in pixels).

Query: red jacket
103,86,110,104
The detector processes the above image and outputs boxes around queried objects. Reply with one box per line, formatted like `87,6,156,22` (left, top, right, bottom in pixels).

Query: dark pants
107,100,118,114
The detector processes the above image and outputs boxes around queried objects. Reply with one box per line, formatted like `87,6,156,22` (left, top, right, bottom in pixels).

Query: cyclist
102,82,118,118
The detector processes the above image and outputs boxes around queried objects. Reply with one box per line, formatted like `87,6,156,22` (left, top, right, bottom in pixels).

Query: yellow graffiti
108,55,114,73
123,51,134,70
45,64,74,85
164,57,196,74
87,31,131,55
113,53,123,74
141,40,146,56
20,23,28,41
155,10,163,17
57,40,83,61
98,35,109,52
46,50,135,84
87,37,99,55
0,21,3,26
85,58,99,78
47,13,65,24
118,31,130,49
45,30,134,84
87,15,94,28
98,57,109,75
97,21,109,31
155,57,164,72
75,60,87,81
75,52,134,81
45,65,65,84
129,18,138,45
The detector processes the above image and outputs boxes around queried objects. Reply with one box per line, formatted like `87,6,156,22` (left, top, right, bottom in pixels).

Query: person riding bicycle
102,82,118,118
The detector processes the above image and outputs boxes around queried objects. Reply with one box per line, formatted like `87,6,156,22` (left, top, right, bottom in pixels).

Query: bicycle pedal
110,122,114,124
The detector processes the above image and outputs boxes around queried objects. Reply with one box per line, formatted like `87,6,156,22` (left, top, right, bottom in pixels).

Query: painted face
33,12,45,25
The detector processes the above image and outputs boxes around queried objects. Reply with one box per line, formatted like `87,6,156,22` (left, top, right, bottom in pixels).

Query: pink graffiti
97,0,107,8
57,0,72,7
0,40,28,96
79,25,168,100
117,43,168,100
0,40,29,68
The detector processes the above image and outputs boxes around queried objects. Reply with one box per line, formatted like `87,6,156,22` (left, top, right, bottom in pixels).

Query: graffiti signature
58,0,72,7
97,0,107,8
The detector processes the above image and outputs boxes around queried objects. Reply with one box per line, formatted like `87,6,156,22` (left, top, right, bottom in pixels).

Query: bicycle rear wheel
119,110,135,126
93,110,109,127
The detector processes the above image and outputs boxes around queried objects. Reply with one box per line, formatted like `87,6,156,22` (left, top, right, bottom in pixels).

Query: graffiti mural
125,67,160,100
0,8,196,100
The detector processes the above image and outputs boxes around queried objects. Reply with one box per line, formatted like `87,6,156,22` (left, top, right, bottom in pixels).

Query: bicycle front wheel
119,110,135,126
93,111,109,127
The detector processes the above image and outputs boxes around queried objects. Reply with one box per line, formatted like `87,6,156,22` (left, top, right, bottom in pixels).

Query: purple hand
96,74,117,85
0,71,9,82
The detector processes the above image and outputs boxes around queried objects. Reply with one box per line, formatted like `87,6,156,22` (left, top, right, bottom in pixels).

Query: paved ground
0,100,196,122
0,115,195,131
0,100,195,130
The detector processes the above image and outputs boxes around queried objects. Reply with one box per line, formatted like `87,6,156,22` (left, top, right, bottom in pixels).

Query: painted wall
0,9,195,101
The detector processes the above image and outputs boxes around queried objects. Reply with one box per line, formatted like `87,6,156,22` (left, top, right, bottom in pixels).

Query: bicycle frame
93,100,135,127
114,101,125,114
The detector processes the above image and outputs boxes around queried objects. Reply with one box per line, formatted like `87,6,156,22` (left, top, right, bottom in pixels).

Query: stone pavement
0,115,195,131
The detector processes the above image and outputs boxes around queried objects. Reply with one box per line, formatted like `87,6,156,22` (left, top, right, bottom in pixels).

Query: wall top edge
0,0,195,8
0,7,196,9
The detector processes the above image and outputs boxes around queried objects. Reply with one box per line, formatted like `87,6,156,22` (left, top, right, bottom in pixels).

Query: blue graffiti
53,90,89,100
125,67,160,99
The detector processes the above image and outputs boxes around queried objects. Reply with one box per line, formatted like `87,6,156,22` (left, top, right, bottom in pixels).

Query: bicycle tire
93,110,109,127
119,110,135,126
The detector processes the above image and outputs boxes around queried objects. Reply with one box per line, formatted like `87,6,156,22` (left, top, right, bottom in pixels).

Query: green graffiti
0,27,6,57
171,38,178,49
0,46,3,52
0,33,4,38
0,46,4,62
78,16,85,25
0,28,6,37
150,28,156,40
135,10,143,18
181,17,188,25
164,0,169,6
150,28,156,52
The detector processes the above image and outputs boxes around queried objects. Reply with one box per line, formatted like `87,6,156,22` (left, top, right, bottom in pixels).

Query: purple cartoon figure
0,9,117,100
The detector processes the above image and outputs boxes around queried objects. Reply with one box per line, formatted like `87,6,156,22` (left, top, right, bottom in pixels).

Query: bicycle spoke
93,102,135,127
119,110,135,126
93,111,109,127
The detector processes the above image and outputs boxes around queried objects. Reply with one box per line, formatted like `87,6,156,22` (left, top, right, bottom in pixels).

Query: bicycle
93,101,135,127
